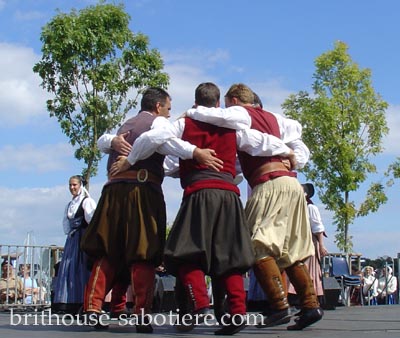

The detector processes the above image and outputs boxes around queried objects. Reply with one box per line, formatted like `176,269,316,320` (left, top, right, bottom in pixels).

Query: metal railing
0,244,63,310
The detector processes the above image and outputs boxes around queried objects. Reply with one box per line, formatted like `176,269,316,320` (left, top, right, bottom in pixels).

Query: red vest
238,106,296,188
179,117,239,196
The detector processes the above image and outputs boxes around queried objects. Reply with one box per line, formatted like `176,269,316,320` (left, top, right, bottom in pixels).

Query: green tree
282,41,389,253
33,2,169,189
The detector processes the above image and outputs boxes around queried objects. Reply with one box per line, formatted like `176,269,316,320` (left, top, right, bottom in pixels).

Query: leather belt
249,161,289,186
108,169,162,185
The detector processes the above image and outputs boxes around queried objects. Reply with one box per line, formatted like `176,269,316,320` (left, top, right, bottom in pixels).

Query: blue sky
0,0,399,259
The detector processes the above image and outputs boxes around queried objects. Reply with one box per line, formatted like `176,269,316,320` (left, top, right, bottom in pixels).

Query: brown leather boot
131,262,155,333
285,262,323,330
253,257,291,328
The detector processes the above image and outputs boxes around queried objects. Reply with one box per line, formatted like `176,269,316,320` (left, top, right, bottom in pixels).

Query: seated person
0,259,23,304
20,264,39,304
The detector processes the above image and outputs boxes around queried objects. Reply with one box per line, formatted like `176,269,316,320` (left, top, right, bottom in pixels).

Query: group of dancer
55,82,324,334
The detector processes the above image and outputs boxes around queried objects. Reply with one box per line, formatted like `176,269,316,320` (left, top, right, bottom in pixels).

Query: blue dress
53,198,91,311
247,268,267,301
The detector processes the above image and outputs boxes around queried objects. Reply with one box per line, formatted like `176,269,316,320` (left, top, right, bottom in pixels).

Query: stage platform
1,305,399,338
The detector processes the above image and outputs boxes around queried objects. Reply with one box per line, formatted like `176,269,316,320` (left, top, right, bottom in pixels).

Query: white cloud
249,79,293,115
0,143,73,173
382,104,400,155
0,42,49,125
0,185,67,246
163,49,292,117
162,48,295,120
0,177,182,247
163,58,219,119
163,48,230,69
352,230,400,259
14,10,45,21
0,181,103,247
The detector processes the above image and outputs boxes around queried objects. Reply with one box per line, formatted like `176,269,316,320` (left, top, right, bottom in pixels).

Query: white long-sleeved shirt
62,190,96,235
308,204,326,234
377,274,398,296
97,114,197,164
362,274,378,297
185,105,310,169
98,114,294,176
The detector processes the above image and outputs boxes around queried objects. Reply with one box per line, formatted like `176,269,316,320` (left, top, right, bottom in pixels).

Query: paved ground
1,305,399,338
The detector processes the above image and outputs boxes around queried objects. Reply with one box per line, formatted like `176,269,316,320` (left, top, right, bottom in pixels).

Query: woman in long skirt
53,175,96,314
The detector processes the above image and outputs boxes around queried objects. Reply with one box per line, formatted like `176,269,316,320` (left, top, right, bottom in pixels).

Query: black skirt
164,188,254,277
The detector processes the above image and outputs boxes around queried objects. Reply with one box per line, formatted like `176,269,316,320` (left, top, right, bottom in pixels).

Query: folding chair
330,256,362,306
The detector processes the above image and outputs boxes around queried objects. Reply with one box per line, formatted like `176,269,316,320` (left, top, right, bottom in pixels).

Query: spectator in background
0,259,23,304
288,183,328,306
361,266,378,305
20,264,39,304
377,266,397,304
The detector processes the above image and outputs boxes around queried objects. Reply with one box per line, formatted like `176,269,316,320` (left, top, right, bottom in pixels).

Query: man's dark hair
195,82,220,108
140,87,171,112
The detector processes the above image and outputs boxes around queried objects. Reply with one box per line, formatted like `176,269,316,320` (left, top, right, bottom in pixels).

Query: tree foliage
282,41,389,252
33,2,169,189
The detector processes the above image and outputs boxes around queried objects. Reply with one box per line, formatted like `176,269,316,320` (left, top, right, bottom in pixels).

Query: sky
0,0,399,260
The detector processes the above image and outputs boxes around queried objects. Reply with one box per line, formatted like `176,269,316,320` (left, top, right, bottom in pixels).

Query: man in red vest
185,83,323,331
162,82,254,335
